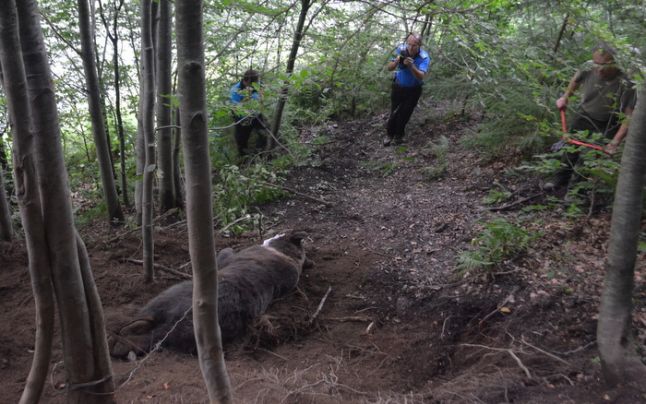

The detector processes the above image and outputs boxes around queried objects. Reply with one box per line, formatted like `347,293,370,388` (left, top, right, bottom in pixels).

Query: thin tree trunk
553,14,568,55
156,0,174,213
422,14,433,39
172,106,184,209
597,82,646,385
78,0,123,224
141,0,156,282
270,0,312,143
75,230,114,396
133,1,145,225
0,6,54,403
14,0,115,402
135,80,145,224
100,0,129,208
176,0,232,402
0,165,12,241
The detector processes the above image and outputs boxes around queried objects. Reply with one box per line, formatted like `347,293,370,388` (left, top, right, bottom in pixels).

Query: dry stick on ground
255,347,288,361
520,336,570,366
309,286,332,325
322,316,372,322
488,193,543,212
125,258,192,279
460,343,532,379
441,315,452,339
555,341,596,356
106,208,180,243
163,211,254,235
254,179,334,207
479,286,519,326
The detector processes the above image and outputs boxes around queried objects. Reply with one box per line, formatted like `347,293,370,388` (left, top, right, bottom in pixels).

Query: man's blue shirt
392,45,430,87
230,81,260,104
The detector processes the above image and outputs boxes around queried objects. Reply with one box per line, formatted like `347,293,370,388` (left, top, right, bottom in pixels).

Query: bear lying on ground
109,231,309,357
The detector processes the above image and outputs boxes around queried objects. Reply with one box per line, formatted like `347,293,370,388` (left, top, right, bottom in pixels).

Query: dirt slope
0,102,644,403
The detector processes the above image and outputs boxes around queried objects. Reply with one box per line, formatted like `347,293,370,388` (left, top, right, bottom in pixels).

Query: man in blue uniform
384,33,431,146
230,69,269,156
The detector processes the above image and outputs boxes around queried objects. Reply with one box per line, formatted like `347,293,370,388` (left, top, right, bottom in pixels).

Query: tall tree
141,0,156,282
597,81,646,385
0,71,12,242
98,0,129,208
0,165,11,241
77,0,124,224
156,0,175,213
11,0,115,401
0,6,54,403
172,106,184,209
270,0,313,142
176,0,232,402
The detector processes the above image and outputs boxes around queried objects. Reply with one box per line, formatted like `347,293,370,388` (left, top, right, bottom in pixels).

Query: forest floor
1,101,646,403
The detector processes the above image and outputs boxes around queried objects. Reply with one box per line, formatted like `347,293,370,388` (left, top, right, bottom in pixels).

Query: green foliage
212,163,285,234
26,0,646,230
457,218,539,273
422,136,449,181
360,159,397,177
482,189,512,205
521,135,620,211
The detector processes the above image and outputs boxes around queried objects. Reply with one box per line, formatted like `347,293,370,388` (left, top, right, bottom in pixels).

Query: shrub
457,218,538,272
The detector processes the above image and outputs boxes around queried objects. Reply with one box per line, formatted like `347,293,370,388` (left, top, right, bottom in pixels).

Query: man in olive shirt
545,44,636,191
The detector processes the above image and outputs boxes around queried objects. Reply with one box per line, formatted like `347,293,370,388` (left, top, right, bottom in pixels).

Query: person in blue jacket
230,69,269,156
384,33,430,146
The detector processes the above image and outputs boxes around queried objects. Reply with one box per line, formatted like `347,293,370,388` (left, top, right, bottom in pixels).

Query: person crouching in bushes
230,69,270,156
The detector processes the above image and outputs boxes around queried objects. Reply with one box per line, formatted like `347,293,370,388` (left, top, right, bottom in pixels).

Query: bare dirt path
1,102,644,403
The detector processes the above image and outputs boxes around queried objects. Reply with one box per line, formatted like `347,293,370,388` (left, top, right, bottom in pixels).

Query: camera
398,49,410,67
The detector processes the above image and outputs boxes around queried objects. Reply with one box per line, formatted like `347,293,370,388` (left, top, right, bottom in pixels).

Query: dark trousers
553,113,619,187
386,83,423,140
234,113,269,156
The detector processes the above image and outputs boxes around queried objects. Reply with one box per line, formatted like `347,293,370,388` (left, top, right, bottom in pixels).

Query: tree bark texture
0,164,12,241
553,14,568,55
0,4,54,402
77,0,123,224
135,79,145,224
597,80,646,385
141,0,156,283
176,0,232,402
14,0,115,401
270,0,312,142
105,0,129,208
156,0,175,213
172,107,184,209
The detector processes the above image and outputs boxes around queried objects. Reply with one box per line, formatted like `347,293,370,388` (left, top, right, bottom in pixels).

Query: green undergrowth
422,136,449,181
458,218,540,273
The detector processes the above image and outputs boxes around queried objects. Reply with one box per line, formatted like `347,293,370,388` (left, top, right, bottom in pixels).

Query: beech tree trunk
0,6,54,403
172,107,184,209
156,0,174,213
270,0,312,142
597,81,646,385
77,0,123,224
141,0,156,282
0,165,11,241
176,0,232,402
12,0,115,402
100,0,129,208
553,14,569,55
135,81,145,224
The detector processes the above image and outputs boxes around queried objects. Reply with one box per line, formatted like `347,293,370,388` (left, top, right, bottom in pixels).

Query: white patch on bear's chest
262,233,285,246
